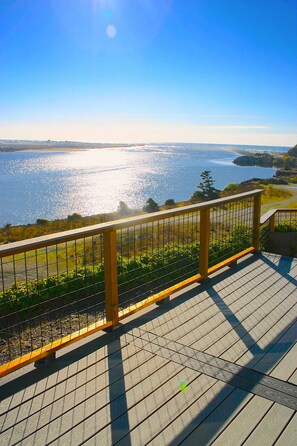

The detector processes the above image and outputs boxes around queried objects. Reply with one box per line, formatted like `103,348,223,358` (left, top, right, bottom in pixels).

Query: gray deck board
155,388,253,446
242,403,294,446
1,252,296,445
274,413,297,445
210,396,274,446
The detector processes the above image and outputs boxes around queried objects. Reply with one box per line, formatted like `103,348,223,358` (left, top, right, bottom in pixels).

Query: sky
0,0,297,147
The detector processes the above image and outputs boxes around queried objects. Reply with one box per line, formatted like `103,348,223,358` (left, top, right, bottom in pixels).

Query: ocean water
0,143,288,226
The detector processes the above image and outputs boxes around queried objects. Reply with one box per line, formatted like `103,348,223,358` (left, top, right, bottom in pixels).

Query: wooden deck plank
274,413,297,446
174,258,290,350
203,277,295,357
155,388,253,446
114,378,234,446
128,330,297,409
146,258,273,338
236,316,297,369
148,291,217,339
0,348,162,445
155,280,264,350
152,298,225,347
0,343,150,433
50,360,188,446
269,343,297,381
0,339,130,407
156,258,291,354
215,295,296,364
242,403,294,446
210,396,273,446
185,283,293,358
0,337,128,414
288,369,297,385
253,324,297,376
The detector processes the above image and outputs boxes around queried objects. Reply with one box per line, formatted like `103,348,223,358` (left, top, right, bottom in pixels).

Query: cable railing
0,190,263,376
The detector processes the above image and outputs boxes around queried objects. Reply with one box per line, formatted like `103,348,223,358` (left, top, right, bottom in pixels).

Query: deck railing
0,190,263,376
260,208,297,252
260,208,297,232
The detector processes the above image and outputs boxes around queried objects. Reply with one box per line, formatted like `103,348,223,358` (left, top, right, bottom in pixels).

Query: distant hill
0,139,140,152
233,152,275,167
233,144,297,170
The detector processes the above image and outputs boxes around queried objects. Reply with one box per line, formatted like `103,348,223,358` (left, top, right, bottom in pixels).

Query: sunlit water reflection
0,143,284,226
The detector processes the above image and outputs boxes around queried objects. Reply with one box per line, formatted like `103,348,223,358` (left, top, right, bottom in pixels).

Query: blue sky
0,0,296,146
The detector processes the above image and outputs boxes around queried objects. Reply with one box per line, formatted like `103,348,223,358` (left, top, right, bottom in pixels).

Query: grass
260,185,292,204
260,185,297,214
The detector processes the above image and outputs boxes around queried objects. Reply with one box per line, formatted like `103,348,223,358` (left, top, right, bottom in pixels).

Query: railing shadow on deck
262,252,296,284
107,339,132,446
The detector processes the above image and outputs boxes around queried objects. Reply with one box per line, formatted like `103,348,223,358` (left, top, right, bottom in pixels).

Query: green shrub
275,220,297,232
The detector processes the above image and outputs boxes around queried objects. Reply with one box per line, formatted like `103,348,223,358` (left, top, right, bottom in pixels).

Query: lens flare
106,25,116,38
179,381,187,393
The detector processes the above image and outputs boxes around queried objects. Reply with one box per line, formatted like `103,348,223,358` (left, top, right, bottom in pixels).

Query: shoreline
0,141,144,153
19,147,89,152
1,184,296,230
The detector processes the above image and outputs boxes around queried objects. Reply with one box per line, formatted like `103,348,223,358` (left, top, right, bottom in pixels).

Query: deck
1,251,297,445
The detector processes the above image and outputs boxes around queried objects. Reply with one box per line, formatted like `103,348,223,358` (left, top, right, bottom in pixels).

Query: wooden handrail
260,209,277,225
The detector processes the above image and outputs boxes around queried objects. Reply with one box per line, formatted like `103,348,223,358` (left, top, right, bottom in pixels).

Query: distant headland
233,144,297,182
0,139,143,152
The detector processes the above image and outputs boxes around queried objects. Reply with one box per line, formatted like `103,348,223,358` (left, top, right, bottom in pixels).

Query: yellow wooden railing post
103,229,119,327
269,213,275,232
253,194,261,252
199,207,210,280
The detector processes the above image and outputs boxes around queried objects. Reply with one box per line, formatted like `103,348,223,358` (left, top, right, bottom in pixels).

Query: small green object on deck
179,381,187,393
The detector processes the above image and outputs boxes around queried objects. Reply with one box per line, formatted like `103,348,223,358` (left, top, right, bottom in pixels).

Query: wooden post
253,194,261,252
269,213,275,232
103,229,119,327
199,207,210,280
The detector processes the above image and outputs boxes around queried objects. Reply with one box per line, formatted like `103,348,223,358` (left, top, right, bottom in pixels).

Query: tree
36,218,49,225
143,198,160,213
117,201,130,216
287,145,297,157
191,170,220,202
165,199,175,206
283,156,297,169
67,213,82,221
272,157,284,167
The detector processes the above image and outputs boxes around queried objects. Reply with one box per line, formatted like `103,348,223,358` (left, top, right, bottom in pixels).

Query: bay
0,143,288,226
